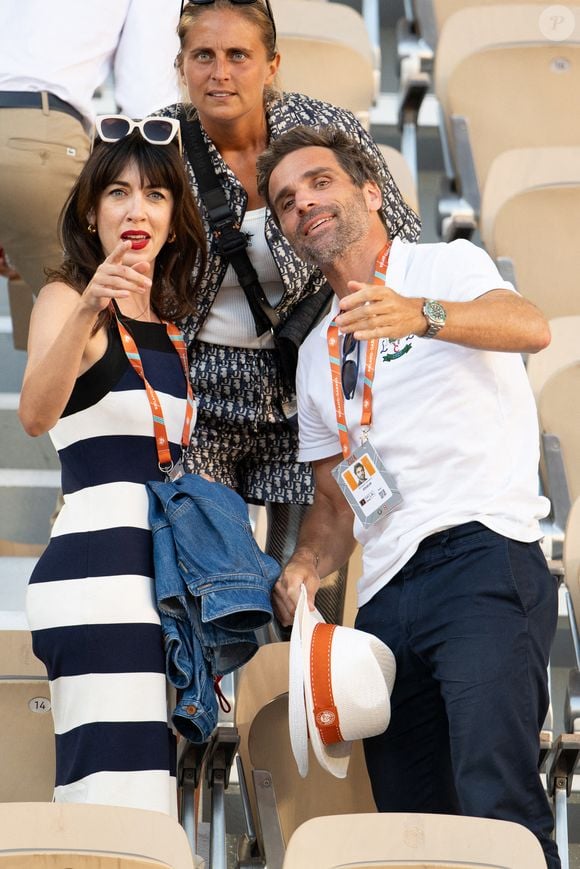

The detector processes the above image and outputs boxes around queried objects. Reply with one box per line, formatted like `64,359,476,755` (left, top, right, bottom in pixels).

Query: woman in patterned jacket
159,0,421,588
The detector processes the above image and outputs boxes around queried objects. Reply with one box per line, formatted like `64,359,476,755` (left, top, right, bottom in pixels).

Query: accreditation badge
167,457,186,481
331,440,402,527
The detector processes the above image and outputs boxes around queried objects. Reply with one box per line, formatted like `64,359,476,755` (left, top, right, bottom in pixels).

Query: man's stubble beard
289,189,371,268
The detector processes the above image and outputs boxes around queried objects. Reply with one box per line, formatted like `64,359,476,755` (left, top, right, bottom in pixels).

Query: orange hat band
310,622,343,746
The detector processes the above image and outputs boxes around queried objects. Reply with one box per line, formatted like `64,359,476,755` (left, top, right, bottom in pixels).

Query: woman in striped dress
19,120,206,814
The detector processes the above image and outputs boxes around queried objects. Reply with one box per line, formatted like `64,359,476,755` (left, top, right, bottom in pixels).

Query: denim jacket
147,473,280,741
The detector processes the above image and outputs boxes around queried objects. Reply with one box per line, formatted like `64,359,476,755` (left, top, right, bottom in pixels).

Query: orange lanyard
114,313,195,475
326,242,391,459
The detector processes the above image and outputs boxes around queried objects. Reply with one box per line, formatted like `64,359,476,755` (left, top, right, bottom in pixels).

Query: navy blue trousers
355,522,560,869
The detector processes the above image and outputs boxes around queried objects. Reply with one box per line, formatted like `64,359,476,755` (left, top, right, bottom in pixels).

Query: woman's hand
20,240,152,436
80,240,152,313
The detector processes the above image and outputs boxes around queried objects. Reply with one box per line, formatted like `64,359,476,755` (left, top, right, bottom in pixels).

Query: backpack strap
179,115,279,336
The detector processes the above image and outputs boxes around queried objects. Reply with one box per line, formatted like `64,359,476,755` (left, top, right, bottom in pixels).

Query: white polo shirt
297,238,550,607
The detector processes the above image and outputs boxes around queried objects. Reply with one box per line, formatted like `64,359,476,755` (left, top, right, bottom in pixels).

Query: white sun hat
289,584,396,779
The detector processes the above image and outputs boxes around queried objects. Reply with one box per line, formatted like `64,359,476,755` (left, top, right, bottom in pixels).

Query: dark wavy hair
257,125,382,226
48,131,207,329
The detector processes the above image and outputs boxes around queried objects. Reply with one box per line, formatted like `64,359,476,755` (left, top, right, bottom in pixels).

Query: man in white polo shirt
256,126,560,869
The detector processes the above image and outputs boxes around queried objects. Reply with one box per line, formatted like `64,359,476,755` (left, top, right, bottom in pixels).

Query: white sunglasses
93,115,182,153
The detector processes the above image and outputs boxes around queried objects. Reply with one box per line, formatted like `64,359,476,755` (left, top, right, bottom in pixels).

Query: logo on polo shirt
380,334,414,362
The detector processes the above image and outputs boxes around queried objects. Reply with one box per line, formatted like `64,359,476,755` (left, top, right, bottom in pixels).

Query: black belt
0,91,84,125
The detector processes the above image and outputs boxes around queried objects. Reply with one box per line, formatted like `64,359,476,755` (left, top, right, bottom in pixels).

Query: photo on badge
332,442,403,528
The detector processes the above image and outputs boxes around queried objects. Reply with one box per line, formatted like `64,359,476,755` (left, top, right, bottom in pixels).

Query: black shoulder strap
179,116,278,336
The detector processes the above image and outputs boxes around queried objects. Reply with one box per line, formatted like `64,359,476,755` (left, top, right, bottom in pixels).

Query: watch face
425,300,446,325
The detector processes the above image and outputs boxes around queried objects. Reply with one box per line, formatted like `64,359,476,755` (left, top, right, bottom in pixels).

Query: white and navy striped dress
26,317,188,815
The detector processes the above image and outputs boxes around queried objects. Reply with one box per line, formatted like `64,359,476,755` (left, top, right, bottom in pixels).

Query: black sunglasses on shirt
341,333,360,400
180,0,277,43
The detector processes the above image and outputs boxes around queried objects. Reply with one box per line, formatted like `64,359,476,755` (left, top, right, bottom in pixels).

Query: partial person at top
156,0,421,577
0,0,182,349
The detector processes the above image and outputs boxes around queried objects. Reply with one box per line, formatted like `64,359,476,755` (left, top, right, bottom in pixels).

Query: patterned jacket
156,92,422,342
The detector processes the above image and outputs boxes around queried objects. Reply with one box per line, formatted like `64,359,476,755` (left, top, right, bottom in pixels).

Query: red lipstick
121,231,150,251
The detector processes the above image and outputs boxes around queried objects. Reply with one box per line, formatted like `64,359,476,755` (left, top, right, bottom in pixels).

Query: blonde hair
176,0,280,105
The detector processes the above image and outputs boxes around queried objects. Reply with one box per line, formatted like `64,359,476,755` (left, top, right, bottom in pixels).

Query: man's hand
273,548,320,627
335,281,426,341
271,454,356,626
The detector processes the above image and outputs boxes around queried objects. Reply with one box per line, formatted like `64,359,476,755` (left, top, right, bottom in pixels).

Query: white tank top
197,207,284,349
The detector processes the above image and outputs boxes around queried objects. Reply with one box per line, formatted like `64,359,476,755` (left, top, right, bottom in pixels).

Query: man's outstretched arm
273,452,356,626
335,286,550,353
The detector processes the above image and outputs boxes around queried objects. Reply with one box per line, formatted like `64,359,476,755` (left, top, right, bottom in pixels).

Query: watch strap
424,321,443,338
422,298,446,338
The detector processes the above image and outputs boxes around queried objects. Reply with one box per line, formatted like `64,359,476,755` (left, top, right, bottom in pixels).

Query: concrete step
0,472,60,545
0,398,59,470
0,388,60,546
0,329,26,393
0,555,37,628
0,555,36,608
0,284,62,547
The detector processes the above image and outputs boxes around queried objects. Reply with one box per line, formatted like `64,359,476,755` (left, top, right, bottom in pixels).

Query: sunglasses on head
92,115,182,154
180,0,277,44
341,332,360,400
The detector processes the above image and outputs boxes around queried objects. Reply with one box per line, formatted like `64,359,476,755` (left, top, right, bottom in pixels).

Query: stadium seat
378,144,420,216
525,317,580,543
235,642,288,865
526,316,580,401
0,630,209,863
341,542,363,628
411,0,555,49
281,812,547,868
547,497,580,866
536,361,580,547
564,498,580,633
0,802,202,868
562,496,580,733
234,642,375,869
434,5,580,217
270,0,377,127
0,629,55,802
539,363,580,508
480,147,580,319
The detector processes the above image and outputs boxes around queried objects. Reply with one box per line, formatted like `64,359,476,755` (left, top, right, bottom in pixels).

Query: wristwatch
421,299,447,338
